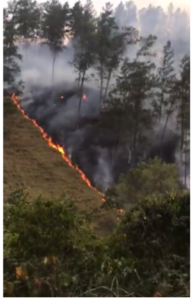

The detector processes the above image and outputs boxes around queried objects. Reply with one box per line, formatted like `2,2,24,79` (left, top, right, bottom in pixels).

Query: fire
11,93,124,214
60,95,64,99
82,94,86,100
11,94,105,199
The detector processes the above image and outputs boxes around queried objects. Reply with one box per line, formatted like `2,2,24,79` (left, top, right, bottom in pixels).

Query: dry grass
4,98,117,236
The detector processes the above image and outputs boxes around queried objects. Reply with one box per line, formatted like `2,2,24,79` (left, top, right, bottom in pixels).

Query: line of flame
11,93,124,214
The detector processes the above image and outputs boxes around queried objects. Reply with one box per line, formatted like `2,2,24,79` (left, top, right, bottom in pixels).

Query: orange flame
11,93,124,214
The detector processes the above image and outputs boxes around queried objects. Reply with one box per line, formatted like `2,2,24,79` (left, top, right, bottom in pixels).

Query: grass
4,98,117,235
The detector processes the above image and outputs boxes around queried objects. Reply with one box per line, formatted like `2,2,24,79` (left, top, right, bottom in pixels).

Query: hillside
4,98,117,235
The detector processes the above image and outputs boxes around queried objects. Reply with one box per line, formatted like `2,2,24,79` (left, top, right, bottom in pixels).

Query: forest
3,0,190,297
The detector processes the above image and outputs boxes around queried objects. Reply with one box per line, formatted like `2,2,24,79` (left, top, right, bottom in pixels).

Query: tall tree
103,35,157,166
177,54,190,151
94,2,119,111
69,1,84,43
176,54,190,187
153,41,176,146
95,3,138,111
152,41,176,122
8,0,41,46
41,0,69,84
4,10,22,91
72,0,96,125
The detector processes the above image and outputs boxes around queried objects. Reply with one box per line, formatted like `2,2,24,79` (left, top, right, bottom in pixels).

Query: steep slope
4,98,117,235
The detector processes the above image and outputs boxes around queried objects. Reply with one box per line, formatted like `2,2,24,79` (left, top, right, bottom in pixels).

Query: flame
11,93,124,214
11,94,105,199
60,96,64,99
82,94,86,100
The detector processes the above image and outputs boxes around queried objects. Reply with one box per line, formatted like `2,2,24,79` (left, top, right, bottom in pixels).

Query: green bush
104,158,181,210
4,190,106,296
109,191,190,296
4,189,190,297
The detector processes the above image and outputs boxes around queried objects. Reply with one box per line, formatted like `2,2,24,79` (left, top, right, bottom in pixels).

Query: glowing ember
11,93,124,214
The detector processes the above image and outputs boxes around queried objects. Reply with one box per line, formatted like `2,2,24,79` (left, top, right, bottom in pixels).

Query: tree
41,0,69,84
114,157,181,206
176,54,190,188
3,10,22,91
152,41,177,148
69,1,84,43
102,26,139,102
106,35,157,164
152,41,176,122
8,0,41,47
94,2,124,111
72,0,96,125
177,54,190,151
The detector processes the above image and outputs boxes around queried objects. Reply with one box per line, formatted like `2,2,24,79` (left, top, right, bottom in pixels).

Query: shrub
105,158,181,210
4,190,190,297
109,191,190,296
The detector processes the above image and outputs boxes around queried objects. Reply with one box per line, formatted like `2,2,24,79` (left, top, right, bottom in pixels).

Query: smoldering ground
15,44,185,192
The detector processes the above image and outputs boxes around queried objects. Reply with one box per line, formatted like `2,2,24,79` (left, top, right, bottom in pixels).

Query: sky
2,0,190,12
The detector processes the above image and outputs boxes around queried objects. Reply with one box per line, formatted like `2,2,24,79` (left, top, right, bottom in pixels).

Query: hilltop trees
3,0,191,296
3,0,190,183
101,34,157,165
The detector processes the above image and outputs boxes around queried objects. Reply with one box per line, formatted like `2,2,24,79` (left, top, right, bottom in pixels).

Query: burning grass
4,97,117,235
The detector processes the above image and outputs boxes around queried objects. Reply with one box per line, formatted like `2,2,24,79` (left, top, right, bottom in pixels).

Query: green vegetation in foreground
4,190,190,297
4,99,117,235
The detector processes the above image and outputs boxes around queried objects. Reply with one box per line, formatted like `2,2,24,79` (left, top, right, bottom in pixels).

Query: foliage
4,189,190,297
3,0,190,297
104,158,181,209
41,0,69,83
8,0,41,42
109,191,190,296
3,10,23,90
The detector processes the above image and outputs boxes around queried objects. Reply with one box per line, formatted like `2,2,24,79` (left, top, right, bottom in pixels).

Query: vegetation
4,99,117,235
4,0,190,297
104,158,181,210
4,190,190,297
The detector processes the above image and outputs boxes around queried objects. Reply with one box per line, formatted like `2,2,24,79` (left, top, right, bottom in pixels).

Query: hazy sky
3,0,190,11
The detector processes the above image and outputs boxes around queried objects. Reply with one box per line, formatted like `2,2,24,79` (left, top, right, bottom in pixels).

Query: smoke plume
13,41,189,192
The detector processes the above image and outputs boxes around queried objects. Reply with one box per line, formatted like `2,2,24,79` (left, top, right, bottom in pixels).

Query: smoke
114,2,190,60
13,41,188,192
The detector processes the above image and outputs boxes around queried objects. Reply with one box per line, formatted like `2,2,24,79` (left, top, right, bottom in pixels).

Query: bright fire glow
11,93,124,214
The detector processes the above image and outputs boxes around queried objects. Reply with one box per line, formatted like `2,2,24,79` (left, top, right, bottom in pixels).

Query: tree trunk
77,71,82,87
112,136,119,166
104,69,112,102
180,98,185,152
161,102,174,147
99,65,104,113
159,92,164,122
51,54,57,85
77,70,86,127
133,121,138,165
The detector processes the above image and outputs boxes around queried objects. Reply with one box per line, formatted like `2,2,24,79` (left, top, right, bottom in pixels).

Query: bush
109,191,190,296
104,158,181,210
4,190,106,297
4,190,190,297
